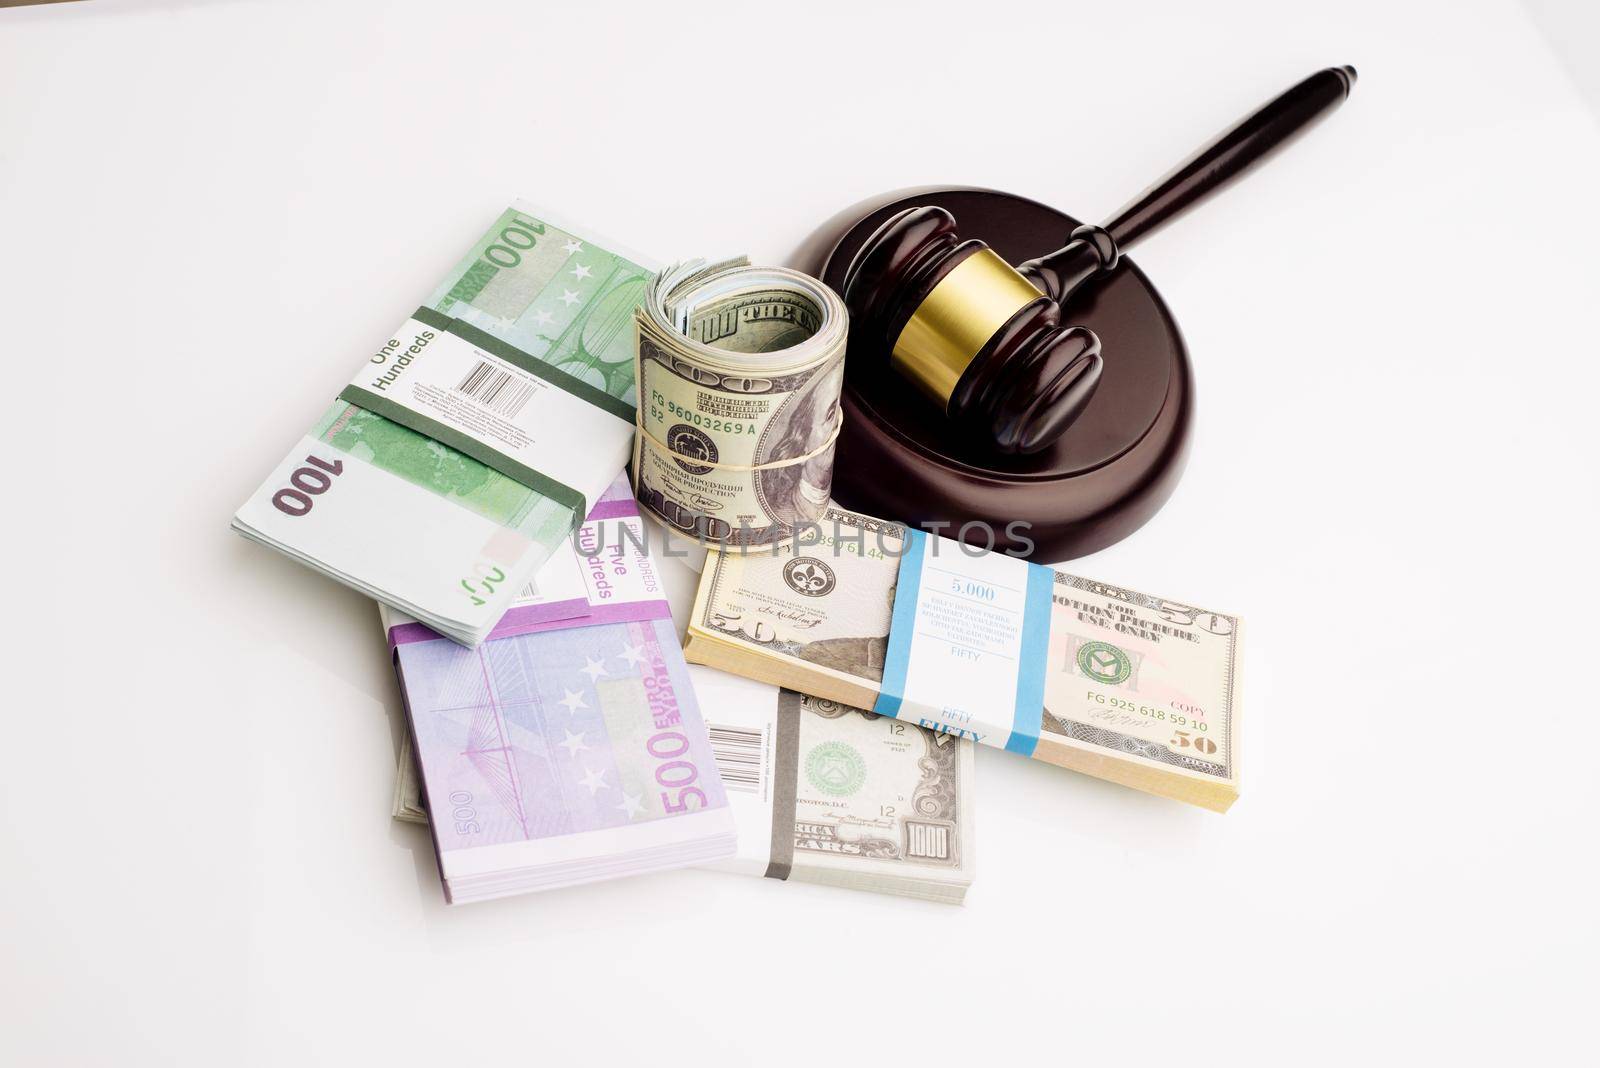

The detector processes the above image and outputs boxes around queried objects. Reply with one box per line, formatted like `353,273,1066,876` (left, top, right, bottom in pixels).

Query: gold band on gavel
890,248,1044,408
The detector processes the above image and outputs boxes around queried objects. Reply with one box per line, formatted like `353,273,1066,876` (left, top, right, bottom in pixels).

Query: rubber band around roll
633,412,844,473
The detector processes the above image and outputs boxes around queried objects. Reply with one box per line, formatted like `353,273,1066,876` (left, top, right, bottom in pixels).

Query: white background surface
3,1,1597,1064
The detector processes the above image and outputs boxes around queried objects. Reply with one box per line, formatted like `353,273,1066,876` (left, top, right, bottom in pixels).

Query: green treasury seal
1077,640,1133,686
804,741,867,797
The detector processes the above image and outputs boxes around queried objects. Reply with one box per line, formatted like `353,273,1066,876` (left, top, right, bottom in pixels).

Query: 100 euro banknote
233,204,657,645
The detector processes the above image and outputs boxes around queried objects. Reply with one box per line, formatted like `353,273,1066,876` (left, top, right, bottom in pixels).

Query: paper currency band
890,248,1043,408
633,412,844,473
873,528,1052,757
763,692,804,882
338,306,637,521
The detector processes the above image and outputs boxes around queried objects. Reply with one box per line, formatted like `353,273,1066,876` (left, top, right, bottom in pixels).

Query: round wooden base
793,186,1193,561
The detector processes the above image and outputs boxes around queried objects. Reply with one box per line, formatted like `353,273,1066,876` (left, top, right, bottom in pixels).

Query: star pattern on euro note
559,289,581,306
561,239,582,255
570,263,592,280
558,688,588,715
578,765,609,795
559,729,589,757
616,791,644,819
531,309,555,327
581,656,608,682
617,643,647,667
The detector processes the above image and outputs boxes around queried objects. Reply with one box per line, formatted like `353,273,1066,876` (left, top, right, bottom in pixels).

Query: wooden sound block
793,186,1192,561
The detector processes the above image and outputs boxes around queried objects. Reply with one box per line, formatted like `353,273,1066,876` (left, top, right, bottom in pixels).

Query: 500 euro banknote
383,479,736,902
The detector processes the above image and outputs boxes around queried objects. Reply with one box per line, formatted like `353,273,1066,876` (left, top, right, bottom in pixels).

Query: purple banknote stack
383,477,736,903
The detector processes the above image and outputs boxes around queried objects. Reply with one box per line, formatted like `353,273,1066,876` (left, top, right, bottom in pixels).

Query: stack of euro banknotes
388,481,974,904
234,203,1239,907
235,205,978,904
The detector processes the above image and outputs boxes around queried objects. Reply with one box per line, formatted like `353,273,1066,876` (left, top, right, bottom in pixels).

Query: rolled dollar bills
384,477,736,904
632,260,847,548
233,204,655,646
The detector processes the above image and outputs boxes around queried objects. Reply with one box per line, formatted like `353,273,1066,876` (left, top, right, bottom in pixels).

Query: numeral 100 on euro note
270,455,345,517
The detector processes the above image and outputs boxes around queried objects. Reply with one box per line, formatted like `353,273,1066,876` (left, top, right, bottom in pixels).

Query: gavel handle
1103,65,1357,250
1017,66,1356,301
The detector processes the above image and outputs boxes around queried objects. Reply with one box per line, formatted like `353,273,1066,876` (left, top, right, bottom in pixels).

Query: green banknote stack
233,205,656,645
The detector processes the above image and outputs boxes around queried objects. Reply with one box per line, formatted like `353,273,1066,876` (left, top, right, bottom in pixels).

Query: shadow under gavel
842,65,1357,455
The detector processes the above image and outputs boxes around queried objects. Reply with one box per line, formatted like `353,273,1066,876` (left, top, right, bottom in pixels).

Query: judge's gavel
842,65,1358,454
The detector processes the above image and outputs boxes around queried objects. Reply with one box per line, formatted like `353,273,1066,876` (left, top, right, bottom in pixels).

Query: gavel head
841,205,1105,455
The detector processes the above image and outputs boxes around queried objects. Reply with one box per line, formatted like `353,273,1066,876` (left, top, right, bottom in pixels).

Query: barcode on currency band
454,361,537,417
707,723,764,793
